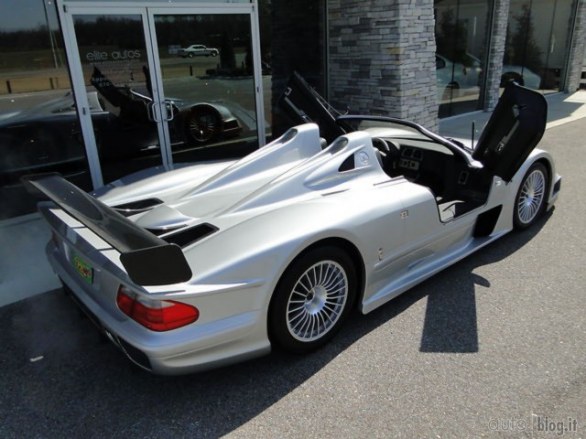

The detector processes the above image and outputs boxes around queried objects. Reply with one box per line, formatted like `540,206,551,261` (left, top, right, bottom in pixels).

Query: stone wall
328,0,438,130
565,0,586,92
484,0,510,111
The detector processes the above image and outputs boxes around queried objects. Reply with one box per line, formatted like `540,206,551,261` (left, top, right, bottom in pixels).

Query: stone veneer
328,0,438,131
484,0,510,111
565,0,586,92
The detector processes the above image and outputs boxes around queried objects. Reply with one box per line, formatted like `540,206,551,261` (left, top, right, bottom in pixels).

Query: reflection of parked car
437,52,543,99
27,74,560,374
436,54,482,94
178,44,219,58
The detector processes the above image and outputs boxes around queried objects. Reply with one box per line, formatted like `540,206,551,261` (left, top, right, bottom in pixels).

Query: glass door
58,1,264,189
59,7,163,187
148,10,263,164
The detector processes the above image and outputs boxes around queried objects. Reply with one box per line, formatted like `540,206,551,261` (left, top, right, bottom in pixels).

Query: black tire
184,105,222,144
269,246,357,353
513,162,548,230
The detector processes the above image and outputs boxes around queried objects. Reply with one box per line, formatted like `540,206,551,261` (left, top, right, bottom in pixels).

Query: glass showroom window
0,1,90,219
503,0,574,92
267,0,327,139
435,0,493,118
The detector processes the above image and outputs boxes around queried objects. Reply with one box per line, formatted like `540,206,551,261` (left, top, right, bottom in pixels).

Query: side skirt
361,228,509,314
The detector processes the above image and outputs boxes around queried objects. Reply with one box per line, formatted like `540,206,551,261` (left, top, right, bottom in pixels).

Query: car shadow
418,209,553,353
0,210,553,437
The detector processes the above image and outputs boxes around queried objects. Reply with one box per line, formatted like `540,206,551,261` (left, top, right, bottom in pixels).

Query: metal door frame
57,0,264,189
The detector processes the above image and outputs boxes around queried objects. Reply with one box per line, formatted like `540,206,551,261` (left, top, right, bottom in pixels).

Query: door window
152,13,260,164
71,14,164,184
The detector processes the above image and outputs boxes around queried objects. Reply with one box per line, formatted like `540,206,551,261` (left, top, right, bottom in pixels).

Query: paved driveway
1,120,584,438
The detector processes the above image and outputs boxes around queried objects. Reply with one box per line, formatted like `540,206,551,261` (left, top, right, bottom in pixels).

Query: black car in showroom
0,67,242,218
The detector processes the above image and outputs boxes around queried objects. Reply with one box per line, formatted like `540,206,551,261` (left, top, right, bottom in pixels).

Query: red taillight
116,286,199,331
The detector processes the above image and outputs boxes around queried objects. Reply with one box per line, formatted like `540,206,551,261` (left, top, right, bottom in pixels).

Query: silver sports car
27,82,560,374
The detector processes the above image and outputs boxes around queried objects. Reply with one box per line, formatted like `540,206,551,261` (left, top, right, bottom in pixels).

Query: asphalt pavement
1,99,585,438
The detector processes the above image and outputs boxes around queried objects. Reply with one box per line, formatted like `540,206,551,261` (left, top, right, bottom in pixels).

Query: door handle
163,101,176,122
148,101,175,123
147,102,161,123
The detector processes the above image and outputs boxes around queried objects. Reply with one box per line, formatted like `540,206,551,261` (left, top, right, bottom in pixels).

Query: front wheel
269,246,357,353
513,162,548,229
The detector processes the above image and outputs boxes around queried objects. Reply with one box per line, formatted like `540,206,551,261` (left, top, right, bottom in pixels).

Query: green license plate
72,254,93,284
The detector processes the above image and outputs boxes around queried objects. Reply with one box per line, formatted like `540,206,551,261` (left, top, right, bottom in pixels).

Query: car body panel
28,78,561,374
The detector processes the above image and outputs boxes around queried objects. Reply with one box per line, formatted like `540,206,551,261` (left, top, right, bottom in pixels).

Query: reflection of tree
258,0,272,64
75,18,144,50
435,9,468,63
0,26,66,70
245,42,253,75
219,31,236,71
504,4,542,71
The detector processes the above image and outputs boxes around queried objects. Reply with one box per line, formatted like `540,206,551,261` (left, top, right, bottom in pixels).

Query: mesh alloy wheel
269,246,357,353
285,260,348,342
185,105,221,144
514,162,548,229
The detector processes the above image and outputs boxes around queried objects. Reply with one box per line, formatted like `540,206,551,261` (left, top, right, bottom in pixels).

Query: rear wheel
269,246,356,353
513,162,548,229
184,105,222,144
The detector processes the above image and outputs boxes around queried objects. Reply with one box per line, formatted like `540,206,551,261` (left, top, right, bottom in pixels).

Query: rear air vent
161,223,219,248
113,198,164,217
146,225,185,236
553,179,561,195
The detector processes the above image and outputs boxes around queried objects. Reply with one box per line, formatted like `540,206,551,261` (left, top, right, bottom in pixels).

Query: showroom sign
85,50,142,62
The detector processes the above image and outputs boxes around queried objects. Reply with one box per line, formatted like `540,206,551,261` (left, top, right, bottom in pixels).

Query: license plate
72,254,93,284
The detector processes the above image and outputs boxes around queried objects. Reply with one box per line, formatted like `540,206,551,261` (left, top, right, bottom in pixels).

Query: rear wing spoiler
24,174,192,286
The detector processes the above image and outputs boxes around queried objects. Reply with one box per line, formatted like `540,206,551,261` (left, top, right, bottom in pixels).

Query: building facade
0,0,584,220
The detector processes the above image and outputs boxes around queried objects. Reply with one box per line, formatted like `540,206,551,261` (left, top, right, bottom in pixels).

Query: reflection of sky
0,0,58,31
0,0,251,32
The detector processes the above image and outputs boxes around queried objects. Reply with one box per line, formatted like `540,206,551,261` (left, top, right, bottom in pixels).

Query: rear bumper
47,243,271,375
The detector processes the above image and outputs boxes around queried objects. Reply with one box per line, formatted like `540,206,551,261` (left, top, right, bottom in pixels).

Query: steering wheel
373,138,400,159
372,137,389,156
372,137,401,175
